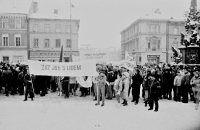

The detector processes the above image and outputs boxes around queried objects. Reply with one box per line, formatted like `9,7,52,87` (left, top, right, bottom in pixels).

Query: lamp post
69,0,72,62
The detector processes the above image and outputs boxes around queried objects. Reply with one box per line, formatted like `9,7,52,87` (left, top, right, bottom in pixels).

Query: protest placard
80,50,109,63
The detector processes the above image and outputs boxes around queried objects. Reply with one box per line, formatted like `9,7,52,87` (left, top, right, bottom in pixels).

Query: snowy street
0,92,200,130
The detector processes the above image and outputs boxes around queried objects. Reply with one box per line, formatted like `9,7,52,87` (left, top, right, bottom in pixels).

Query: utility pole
69,0,72,62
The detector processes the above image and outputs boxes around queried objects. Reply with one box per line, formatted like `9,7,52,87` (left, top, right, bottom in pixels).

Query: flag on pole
71,4,74,8
59,45,63,62
154,8,161,14
125,51,133,61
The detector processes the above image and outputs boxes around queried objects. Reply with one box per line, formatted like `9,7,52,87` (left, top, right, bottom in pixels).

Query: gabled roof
0,0,32,14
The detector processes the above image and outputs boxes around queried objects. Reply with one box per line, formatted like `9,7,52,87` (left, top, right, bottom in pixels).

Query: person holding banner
95,71,107,107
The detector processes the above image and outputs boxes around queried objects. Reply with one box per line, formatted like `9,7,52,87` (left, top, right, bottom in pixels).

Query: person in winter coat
131,69,143,105
119,72,129,106
114,72,122,108
2,66,13,96
142,69,152,107
148,73,160,112
181,69,191,103
173,71,182,102
95,71,107,107
24,68,34,101
190,68,200,110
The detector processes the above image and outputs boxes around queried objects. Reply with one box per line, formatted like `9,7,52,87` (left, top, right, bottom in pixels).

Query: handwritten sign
28,60,98,76
80,50,109,62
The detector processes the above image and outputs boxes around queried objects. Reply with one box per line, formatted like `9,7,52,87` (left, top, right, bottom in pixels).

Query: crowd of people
0,62,200,111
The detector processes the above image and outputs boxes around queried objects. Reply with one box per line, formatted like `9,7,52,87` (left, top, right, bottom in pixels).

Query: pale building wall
0,49,27,63
0,13,28,63
29,18,80,61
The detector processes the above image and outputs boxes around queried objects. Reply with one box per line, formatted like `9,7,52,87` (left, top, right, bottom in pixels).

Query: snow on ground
0,92,200,130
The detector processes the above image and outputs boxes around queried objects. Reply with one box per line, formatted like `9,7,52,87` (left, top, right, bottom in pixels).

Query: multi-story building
0,1,80,63
0,1,31,63
120,14,186,65
28,6,80,62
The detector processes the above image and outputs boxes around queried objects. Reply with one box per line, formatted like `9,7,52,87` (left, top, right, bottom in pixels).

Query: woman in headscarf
190,68,200,110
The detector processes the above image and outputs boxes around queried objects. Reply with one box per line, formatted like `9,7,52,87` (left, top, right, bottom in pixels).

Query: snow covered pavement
0,92,200,130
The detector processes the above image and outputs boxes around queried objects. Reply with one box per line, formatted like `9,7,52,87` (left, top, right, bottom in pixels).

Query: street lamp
69,0,72,62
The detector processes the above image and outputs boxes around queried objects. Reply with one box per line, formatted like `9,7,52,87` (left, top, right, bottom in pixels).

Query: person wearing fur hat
95,71,107,107
148,73,160,112
119,72,129,106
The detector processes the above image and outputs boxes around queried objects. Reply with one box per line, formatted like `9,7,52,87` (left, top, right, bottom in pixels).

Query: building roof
0,0,32,14
29,12,71,20
120,13,185,34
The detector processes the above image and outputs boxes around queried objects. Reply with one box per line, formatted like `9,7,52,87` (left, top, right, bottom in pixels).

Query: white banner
76,76,92,88
80,50,109,63
28,60,98,76
72,55,80,62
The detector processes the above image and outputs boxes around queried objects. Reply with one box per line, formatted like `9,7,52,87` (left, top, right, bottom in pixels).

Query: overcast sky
0,0,197,48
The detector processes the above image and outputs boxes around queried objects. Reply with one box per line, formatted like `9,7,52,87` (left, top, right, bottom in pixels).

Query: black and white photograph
0,0,200,130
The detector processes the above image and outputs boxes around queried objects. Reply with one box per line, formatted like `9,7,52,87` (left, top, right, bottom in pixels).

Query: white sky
0,0,198,48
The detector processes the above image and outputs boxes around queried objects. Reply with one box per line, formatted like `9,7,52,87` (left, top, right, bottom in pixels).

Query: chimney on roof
54,9,58,14
33,2,38,13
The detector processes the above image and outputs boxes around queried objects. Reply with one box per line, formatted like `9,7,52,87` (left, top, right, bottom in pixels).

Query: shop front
147,55,160,64
30,51,79,62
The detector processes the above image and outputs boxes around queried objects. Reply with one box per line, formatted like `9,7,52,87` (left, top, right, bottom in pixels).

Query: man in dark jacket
131,69,143,105
24,68,34,101
18,67,24,95
106,68,115,100
2,66,13,96
162,68,173,99
148,73,160,112
61,76,70,98
10,66,18,95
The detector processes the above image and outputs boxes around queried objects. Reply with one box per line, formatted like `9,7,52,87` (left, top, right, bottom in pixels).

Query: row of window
2,56,24,64
33,24,71,33
2,34,21,46
1,19,72,33
123,26,180,41
2,19,21,29
33,38,71,48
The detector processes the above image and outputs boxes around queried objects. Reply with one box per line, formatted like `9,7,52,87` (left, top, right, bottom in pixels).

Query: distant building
28,3,80,62
120,14,186,65
0,0,32,63
0,0,80,63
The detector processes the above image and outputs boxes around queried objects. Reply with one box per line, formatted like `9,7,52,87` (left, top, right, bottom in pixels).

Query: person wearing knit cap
119,72,129,106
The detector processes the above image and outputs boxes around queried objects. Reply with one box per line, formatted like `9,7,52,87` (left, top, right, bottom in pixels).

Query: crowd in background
0,62,200,110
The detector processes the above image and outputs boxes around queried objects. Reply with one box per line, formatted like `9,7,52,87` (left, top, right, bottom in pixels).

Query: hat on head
123,72,129,78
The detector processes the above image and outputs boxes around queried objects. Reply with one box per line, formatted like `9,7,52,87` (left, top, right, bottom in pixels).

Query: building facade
120,14,186,65
0,1,80,63
29,12,80,62
0,13,28,63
